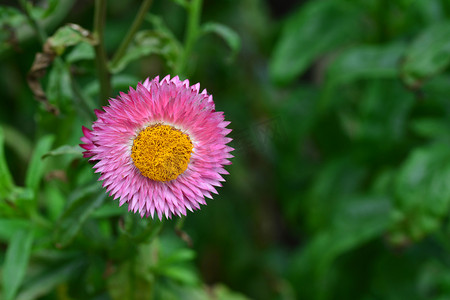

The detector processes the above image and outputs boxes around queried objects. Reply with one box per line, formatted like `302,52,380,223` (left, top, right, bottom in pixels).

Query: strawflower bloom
80,75,233,219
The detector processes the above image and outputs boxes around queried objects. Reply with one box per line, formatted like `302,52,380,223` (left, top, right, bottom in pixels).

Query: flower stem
176,0,203,76
175,216,186,230
93,0,112,106
110,0,154,70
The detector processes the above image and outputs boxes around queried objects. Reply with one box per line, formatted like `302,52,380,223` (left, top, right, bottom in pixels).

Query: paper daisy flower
80,75,233,219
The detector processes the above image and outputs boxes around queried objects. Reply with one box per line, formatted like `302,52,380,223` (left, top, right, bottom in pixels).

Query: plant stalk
110,0,154,69
93,0,112,105
176,0,203,76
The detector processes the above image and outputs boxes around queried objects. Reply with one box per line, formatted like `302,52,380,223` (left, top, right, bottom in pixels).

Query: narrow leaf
270,0,362,84
159,266,199,285
25,135,54,195
158,248,196,266
54,182,106,247
44,182,66,221
91,201,128,218
201,22,240,59
0,126,15,199
41,0,59,18
16,260,84,300
170,0,188,8
0,219,30,241
2,124,32,163
2,229,34,300
42,144,82,159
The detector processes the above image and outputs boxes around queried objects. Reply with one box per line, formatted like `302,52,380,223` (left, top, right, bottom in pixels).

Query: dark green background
1,0,450,299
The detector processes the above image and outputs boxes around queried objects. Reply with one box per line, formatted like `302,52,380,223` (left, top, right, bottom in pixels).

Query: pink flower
80,75,233,219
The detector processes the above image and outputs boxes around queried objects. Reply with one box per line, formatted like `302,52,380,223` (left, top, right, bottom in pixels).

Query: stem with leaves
93,0,112,106
176,0,203,76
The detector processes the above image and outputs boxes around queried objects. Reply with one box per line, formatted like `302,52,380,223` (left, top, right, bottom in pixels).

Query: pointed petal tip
161,74,171,84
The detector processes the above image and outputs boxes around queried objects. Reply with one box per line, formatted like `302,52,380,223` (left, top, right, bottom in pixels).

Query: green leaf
0,6,27,51
109,27,182,73
159,265,199,285
0,187,33,217
270,0,362,85
22,1,45,21
402,21,450,87
152,236,199,285
0,127,32,208
305,158,368,230
46,59,94,118
146,14,179,39
422,74,450,104
170,0,189,8
2,124,32,163
47,24,95,56
44,181,66,221
331,196,393,244
107,260,153,300
201,22,240,60
168,284,250,300
327,43,405,85
0,219,30,241
16,260,84,300
354,80,414,144
42,144,82,159
212,284,250,300
46,60,74,110
396,143,450,215
320,43,406,111
2,229,34,300
392,143,450,241
54,182,106,247
410,118,450,139
0,126,15,199
41,0,59,18
119,213,163,244
91,201,128,218
25,135,54,195
0,6,26,27
289,195,392,297
65,42,95,63
158,248,196,266
108,241,158,300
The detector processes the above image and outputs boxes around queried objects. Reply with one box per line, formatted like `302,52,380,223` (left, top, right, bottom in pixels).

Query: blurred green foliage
1,0,450,299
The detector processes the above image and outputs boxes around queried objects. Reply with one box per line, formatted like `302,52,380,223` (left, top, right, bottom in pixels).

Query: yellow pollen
131,124,193,182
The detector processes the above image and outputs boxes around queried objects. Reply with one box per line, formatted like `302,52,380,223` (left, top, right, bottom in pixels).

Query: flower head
80,75,233,219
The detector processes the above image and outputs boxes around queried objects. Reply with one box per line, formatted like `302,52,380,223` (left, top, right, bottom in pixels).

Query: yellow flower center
131,124,193,182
